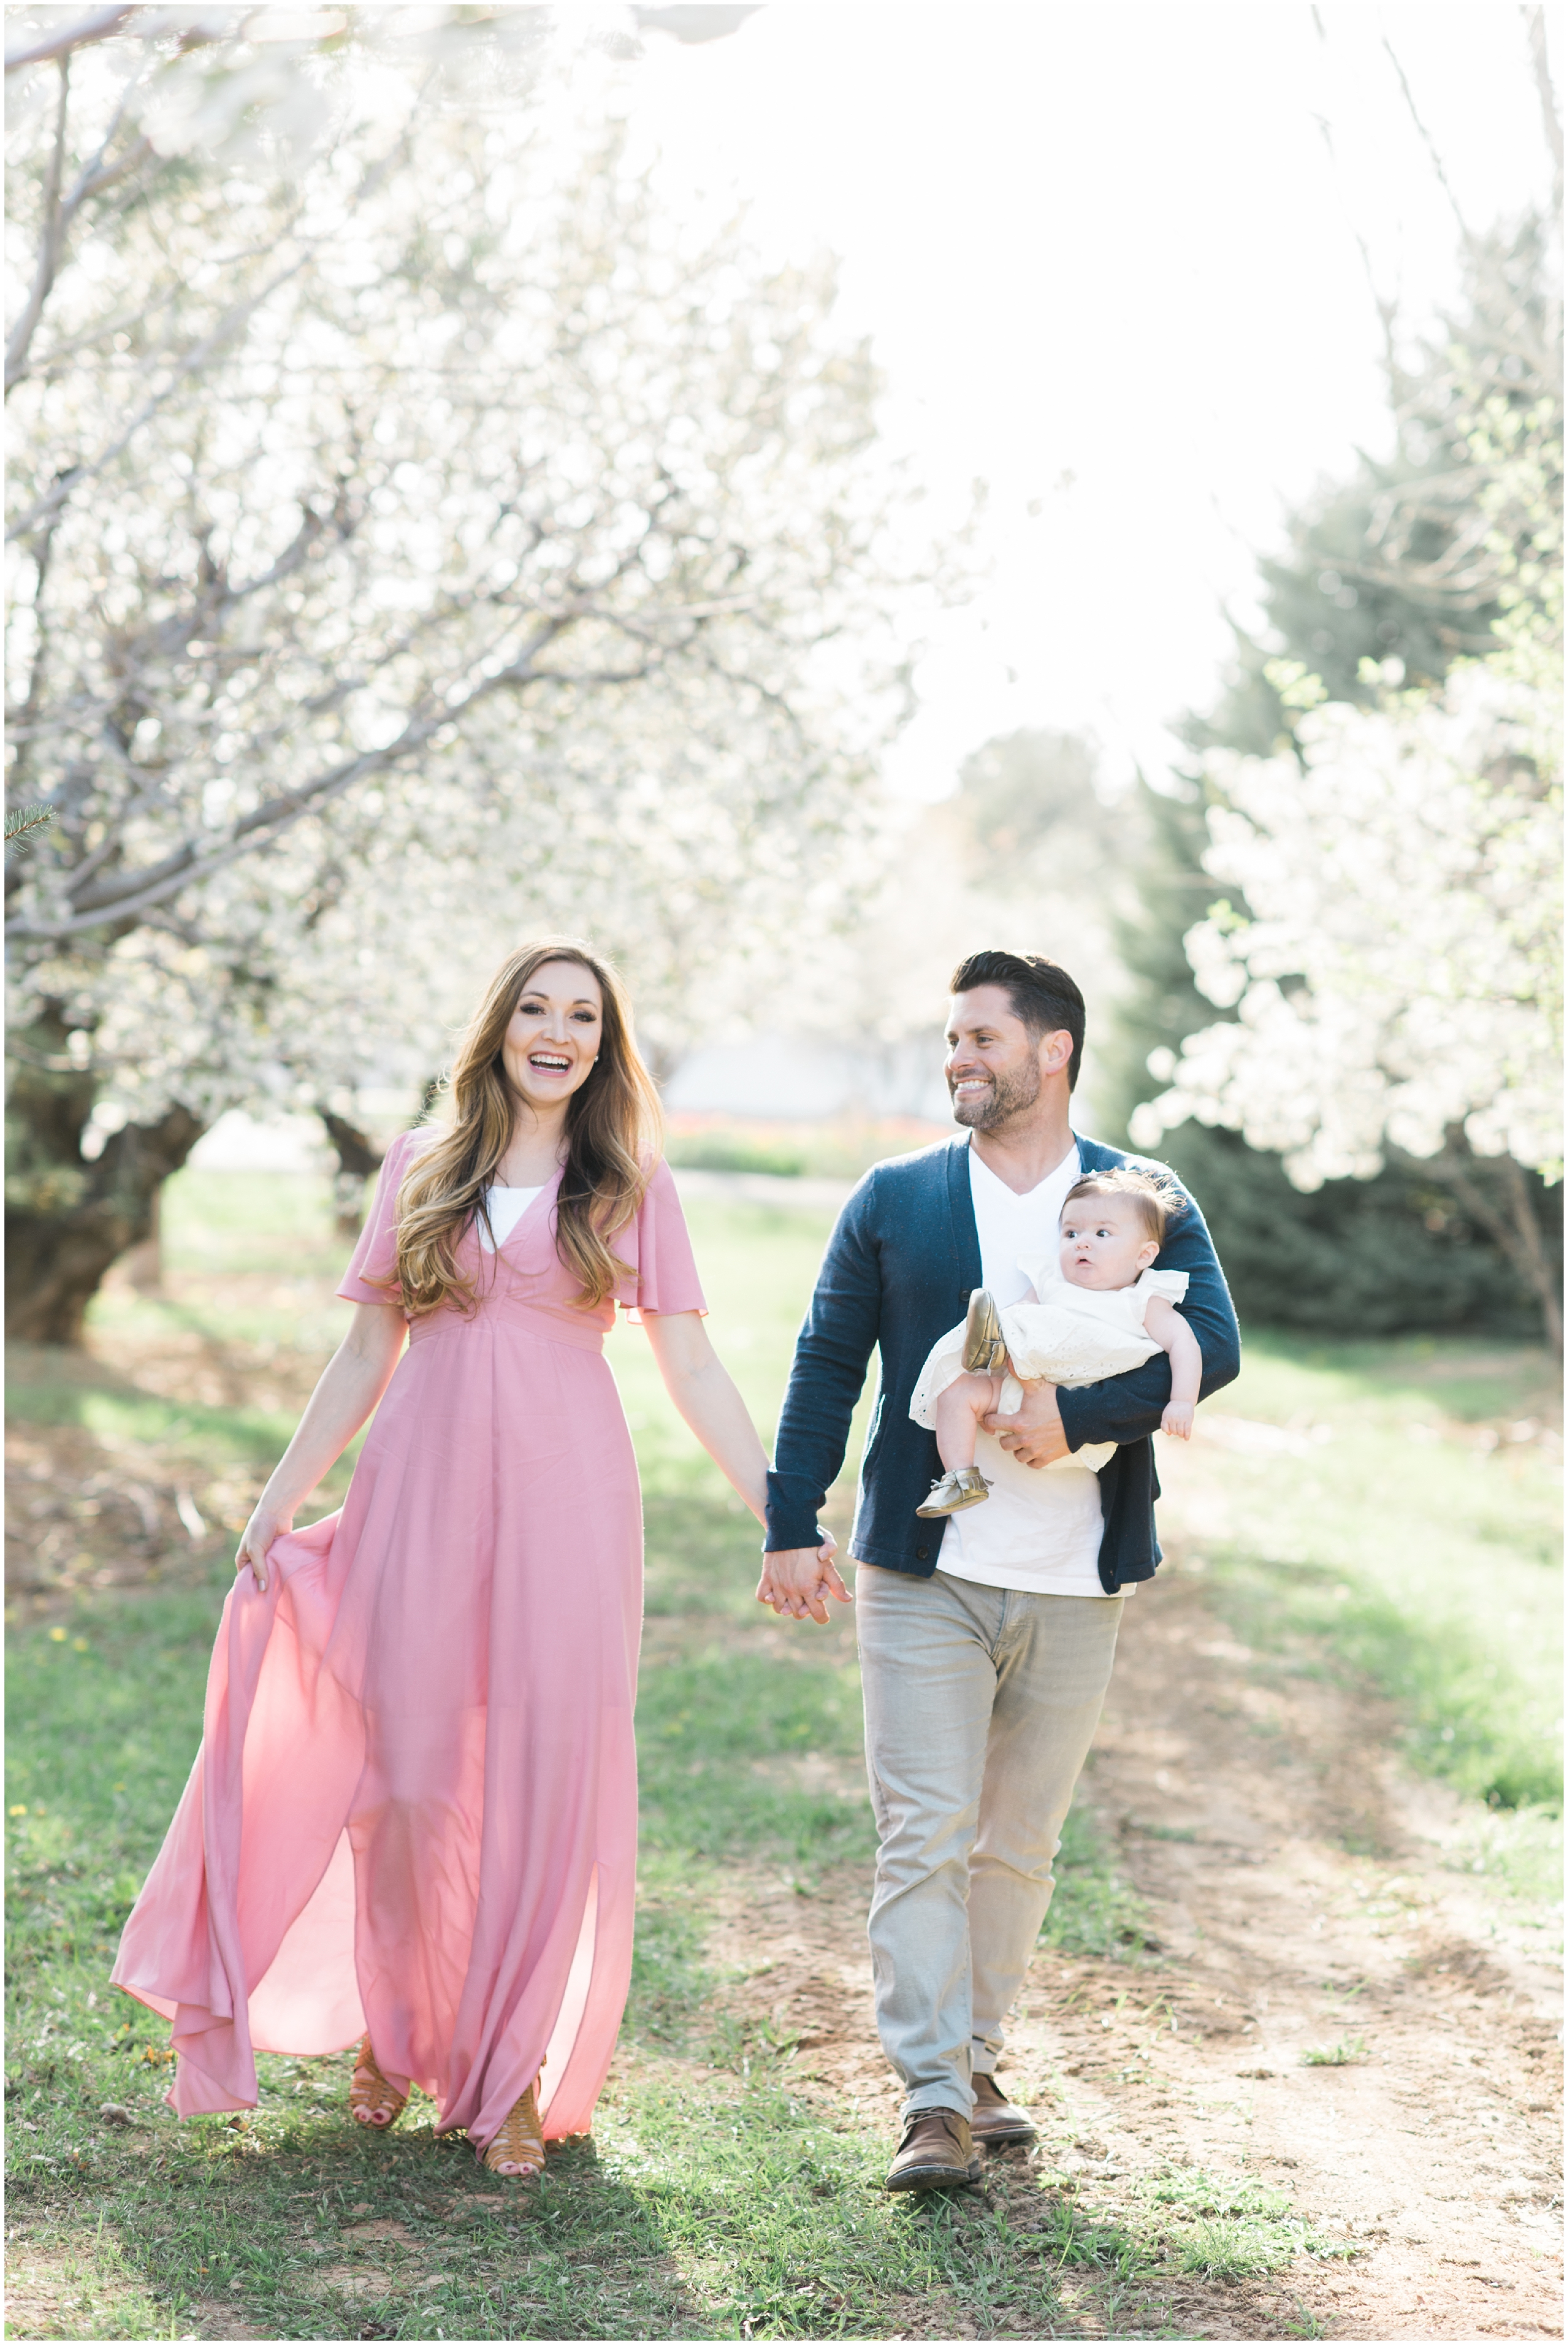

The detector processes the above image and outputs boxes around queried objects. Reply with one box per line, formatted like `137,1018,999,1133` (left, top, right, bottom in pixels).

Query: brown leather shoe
885,2107,981,2191
970,2070,1037,2147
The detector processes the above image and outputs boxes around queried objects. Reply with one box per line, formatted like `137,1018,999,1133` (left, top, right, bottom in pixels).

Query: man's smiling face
945,984,1067,1132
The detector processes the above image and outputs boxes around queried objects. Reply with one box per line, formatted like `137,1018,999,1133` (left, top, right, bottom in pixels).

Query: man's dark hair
948,949,1086,1092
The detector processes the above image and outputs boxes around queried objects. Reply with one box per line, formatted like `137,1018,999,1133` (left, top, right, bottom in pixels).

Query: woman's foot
349,2036,408,2130
916,1467,991,1518
482,2078,546,2178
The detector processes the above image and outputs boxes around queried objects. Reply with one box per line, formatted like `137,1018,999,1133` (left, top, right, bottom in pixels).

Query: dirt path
702,1558,1563,2339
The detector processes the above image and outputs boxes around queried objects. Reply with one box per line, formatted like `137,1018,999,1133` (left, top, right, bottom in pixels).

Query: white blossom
7,51,935,1123
1129,662,1562,1188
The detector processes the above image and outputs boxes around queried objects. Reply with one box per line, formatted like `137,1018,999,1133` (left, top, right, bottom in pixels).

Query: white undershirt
940,1141,1121,1600
476,1184,544,1253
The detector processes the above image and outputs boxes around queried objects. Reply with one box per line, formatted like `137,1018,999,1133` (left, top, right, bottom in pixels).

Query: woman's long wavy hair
388,940,664,1317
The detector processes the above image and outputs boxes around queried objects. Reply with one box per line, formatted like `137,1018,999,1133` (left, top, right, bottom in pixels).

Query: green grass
159,1166,348,1275
1298,2038,1368,2069
15,1379,301,1463
7,1172,1173,2337
2,1591,1194,2341
638,1644,870,1866
1040,1803,1153,1960
1174,1330,1562,1822
6,1166,1559,2336
1133,2170,1323,2279
665,1132,811,1178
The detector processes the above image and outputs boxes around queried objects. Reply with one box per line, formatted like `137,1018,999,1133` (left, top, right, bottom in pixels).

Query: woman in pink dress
114,939,799,2176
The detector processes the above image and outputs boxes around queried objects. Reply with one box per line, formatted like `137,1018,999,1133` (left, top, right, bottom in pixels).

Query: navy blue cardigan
764,1133,1241,1593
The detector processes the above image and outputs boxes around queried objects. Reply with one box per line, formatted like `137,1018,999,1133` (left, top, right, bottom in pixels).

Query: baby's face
1059,1196,1160,1290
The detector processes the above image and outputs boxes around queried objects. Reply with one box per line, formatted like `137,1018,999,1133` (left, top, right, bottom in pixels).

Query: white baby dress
908,1265,1191,1474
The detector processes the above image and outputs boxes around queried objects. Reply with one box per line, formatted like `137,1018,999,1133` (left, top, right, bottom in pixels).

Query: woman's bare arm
641,1312,842,1614
1143,1295,1203,1438
640,1309,771,1523
235,1302,408,1590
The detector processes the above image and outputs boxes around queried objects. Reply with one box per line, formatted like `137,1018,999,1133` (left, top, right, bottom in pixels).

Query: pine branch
5,803,56,853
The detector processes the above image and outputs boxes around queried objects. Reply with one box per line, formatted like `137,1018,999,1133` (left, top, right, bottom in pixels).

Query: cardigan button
915,1545,930,1561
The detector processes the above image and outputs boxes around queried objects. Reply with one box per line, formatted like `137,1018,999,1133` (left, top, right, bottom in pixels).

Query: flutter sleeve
618,1158,708,1319
1139,1268,1190,1311
336,1129,420,1307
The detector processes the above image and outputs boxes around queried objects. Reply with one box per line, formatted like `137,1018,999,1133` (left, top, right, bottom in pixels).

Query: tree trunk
4,1009,206,1345
1429,1136,1564,1358
319,1110,385,1239
120,1188,164,1294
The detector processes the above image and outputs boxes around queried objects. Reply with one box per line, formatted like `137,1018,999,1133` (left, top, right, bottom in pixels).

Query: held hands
982,1377,1070,1469
755,1535,851,1625
1162,1401,1195,1440
234,1501,292,1595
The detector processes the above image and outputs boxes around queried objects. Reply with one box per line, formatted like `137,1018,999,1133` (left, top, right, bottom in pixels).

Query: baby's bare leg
935,1371,1003,1472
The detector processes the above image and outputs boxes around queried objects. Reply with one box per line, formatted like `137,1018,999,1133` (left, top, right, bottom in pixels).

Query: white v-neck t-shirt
477,1184,544,1253
938,1141,1121,1600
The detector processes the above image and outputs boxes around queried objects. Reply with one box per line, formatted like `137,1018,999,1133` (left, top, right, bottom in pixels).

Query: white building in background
664,1031,951,1124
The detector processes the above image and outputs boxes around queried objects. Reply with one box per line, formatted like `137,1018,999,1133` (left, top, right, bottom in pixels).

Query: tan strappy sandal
482,2076,546,2179
348,2035,408,2130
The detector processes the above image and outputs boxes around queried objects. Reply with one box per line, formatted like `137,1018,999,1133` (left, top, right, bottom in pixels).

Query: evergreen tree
1109,219,1562,1336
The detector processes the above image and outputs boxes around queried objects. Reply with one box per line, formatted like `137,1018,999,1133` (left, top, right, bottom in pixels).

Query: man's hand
756,1540,851,1624
983,1378,1071,1469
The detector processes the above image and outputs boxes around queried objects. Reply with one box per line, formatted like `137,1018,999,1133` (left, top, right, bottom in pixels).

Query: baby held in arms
910,1169,1203,1519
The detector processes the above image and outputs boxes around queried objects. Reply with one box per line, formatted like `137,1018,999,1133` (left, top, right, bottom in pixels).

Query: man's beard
950,1057,1042,1132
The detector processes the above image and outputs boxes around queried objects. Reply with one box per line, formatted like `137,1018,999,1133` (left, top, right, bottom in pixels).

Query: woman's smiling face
501,959,604,1119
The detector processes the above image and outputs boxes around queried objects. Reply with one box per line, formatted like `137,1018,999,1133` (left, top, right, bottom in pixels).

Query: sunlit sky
616,1,1555,800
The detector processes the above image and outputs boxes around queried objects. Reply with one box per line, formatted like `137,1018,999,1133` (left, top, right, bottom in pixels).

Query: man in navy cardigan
760,950,1240,2191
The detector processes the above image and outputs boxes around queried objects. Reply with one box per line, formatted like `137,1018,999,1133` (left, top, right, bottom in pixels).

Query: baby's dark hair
1061,1168,1186,1248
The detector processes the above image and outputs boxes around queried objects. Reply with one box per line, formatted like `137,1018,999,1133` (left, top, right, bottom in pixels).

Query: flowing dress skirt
112,1148,704,2154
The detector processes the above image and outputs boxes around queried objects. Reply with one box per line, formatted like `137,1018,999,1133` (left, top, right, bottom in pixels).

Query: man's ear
1039,1027,1074,1078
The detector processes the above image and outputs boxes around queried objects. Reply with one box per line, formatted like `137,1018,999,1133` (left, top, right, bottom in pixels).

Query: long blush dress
112,1135,705,2154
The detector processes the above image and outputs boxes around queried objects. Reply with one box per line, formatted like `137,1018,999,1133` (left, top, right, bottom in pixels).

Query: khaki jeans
856,1564,1123,2120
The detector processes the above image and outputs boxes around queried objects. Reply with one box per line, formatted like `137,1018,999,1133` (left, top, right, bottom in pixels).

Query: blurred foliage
1188,216,1558,757
1105,780,1561,1337
1110,215,1563,1332
955,726,1109,863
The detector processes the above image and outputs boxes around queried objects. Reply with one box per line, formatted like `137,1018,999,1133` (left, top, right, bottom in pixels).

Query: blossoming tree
1132,661,1562,1346
6,24,926,1338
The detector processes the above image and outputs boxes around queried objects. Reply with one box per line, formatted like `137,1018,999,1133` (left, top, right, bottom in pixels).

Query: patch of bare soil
4,1406,229,1612
6,1297,338,1616
702,1564,1563,2341
1,2252,75,2344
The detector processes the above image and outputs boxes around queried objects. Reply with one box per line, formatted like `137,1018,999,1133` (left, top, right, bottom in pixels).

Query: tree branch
5,6,134,75
9,619,578,939
6,59,72,395
1381,35,1476,250
1523,4,1563,221
7,245,315,540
